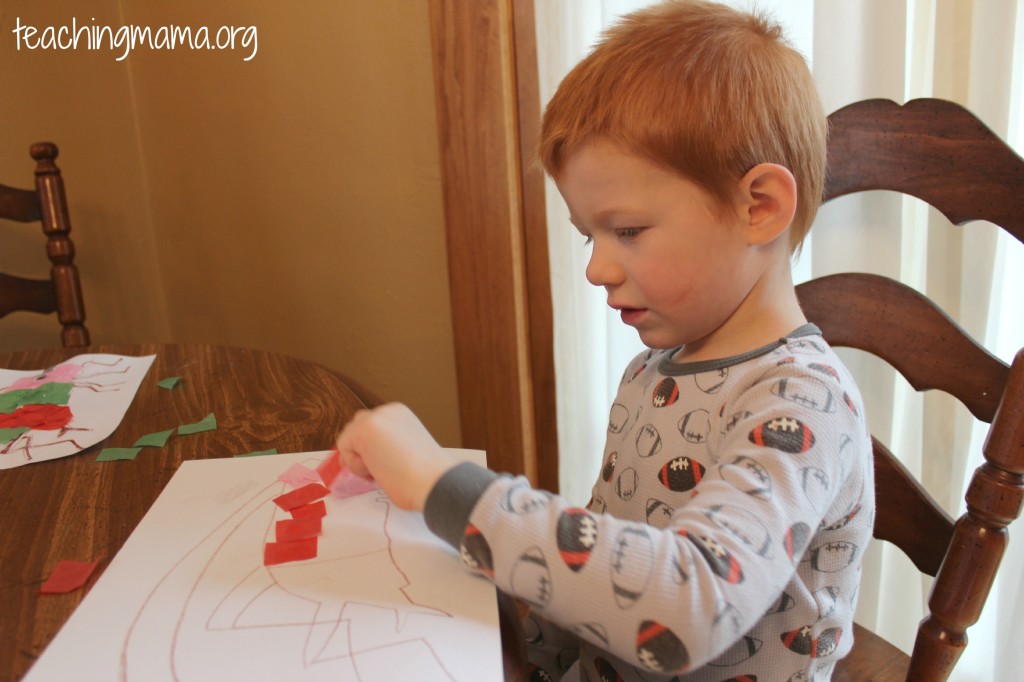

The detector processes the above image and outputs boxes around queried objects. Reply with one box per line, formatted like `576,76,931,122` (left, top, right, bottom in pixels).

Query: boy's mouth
617,307,646,326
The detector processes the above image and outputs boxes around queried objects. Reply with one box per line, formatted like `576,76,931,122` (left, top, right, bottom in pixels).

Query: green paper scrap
178,412,217,435
234,448,279,458
133,429,174,447
157,376,181,389
0,382,73,412
96,447,143,462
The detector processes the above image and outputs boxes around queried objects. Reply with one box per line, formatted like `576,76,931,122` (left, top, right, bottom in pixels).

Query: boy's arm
337,365,870,675
420,363,870,674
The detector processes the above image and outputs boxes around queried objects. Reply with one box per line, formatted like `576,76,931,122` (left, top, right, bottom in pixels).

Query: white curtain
535,1,1024,680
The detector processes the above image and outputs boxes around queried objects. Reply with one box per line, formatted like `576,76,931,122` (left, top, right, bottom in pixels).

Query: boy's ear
737,163,797,246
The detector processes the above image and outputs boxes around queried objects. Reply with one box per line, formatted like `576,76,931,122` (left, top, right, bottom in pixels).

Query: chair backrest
796,98,1024,681
0,142,89,347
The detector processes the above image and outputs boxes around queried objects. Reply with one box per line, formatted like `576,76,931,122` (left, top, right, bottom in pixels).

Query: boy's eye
617,227,643,240
583,235,593,246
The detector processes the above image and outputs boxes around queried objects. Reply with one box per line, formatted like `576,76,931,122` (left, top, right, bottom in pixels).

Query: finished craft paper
24,450,504,682
0,354,155,469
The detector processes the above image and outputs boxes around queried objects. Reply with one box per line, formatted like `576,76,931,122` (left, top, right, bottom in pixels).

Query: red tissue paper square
290,499,327,519
273,482,329,511
276,516,322,543
264,537,318,566
40,560,99,594
317,449,343,487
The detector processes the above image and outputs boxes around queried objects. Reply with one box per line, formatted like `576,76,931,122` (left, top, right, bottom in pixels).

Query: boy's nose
585,245,623,287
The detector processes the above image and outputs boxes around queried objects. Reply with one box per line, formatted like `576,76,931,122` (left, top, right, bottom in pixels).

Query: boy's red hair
539,0,826,250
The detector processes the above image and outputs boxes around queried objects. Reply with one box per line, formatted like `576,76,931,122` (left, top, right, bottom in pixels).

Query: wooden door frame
429,0,558,491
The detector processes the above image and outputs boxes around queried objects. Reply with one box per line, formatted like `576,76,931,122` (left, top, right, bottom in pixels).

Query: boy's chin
634,329,683,350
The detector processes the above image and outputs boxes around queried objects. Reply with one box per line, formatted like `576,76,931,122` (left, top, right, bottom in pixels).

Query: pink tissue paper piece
277,463,322,488
330,467,381,499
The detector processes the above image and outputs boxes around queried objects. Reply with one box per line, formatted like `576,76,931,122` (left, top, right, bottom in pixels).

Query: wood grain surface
0,343,524,681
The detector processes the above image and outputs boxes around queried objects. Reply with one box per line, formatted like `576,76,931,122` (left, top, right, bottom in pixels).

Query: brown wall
0,1,463,445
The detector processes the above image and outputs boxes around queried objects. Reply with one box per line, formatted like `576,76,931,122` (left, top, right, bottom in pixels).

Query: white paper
24,450,504,682
0,353,155,468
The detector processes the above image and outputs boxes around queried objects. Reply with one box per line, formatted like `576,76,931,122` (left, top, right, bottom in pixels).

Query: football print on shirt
602,452,618,483
748,416,815,454
707,634,762,667
652,378,680,407
782,338,827,355
843,391,860,417
556,508,598,572
499,480,553,514
780,625,842,658
822,495,862,531
610,526,654,609
636,620,689,673
723,409,753,434
719,455,774,500
616,468,639,500
771,377,837,413
801,466,831,512
460,523,494,578
803,540,859,573
678,409,711,444
657,456,705,492
635,423,662,458
645,498,674,528
694,367,729,393
679,531,744,584
785,522,812,563
808,362,840,381
765,590,796,616
608,403,629,434
511,546,553,607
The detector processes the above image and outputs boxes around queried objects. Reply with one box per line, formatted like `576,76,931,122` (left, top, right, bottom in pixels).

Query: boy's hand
334,403,457,512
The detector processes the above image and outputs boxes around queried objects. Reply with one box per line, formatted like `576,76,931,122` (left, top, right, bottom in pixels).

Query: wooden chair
0,142,89,347
797,98,1024,681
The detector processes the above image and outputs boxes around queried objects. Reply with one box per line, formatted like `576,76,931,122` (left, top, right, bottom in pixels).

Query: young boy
336,2,873,680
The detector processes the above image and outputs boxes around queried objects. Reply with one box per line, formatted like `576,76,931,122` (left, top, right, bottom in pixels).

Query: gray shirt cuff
423,460,499,549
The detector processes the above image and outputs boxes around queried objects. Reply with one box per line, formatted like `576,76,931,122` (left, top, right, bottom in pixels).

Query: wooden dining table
0,343,526,682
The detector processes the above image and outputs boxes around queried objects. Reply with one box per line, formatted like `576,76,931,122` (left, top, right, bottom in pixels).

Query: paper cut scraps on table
235,448,278,458
133,429,174,448
156,376,180,389
178,412,216,435
96,447,143,462
40,560,99,594
0,354,155,469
